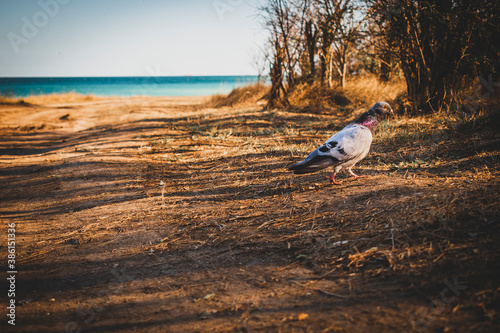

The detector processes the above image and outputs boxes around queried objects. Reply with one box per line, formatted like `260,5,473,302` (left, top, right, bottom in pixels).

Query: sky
0,0,267,77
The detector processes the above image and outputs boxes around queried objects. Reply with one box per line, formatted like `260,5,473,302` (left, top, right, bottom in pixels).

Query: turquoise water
0,76,261,97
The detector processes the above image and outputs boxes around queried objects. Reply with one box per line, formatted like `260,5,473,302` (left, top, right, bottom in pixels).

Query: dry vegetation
0,83,499,332
205,76,407,113
0,91,100,105
206,82,269,108
259,0,498,113
287,75,407,112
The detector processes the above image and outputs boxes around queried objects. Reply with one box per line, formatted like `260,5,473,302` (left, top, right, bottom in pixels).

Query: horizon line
0,74,262,79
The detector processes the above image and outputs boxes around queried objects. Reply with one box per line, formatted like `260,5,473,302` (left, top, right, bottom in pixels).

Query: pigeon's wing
319,124,373,163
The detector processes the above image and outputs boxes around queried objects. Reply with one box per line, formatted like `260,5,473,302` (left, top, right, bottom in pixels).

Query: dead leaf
298,313,309,321
203,293,215,300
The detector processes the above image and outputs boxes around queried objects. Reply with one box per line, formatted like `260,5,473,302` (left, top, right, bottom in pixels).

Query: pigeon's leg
348,167,366,179
326,173,342,185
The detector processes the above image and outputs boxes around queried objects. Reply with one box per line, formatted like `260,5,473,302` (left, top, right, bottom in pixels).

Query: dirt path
0,97,498,332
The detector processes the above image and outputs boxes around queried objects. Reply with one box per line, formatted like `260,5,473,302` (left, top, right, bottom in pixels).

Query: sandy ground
0,96,498,332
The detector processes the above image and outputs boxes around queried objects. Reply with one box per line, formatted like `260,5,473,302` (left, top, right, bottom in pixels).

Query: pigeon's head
370,101,393,118
354,101,393,131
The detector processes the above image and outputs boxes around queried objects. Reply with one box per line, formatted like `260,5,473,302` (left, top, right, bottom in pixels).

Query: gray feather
289,149,338,174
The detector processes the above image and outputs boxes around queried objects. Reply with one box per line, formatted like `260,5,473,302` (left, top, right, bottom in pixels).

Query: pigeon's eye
383,105,387,109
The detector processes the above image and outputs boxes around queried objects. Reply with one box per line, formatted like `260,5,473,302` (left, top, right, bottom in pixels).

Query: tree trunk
340,62,346,88
320,52,327,86
266,41,290,110
328,53,333,88
305,20,317,83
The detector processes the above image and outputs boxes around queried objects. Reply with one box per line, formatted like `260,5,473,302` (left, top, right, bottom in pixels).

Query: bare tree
304,14,319,82
259,0,309,108
315,0,366,88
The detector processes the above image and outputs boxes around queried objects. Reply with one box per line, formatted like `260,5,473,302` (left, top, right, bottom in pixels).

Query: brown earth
0,96,499,333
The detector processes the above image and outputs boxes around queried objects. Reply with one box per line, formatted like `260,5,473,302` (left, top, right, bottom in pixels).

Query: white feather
317,123,372,172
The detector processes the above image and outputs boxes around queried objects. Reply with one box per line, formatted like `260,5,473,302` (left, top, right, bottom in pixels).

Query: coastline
0,75,262,98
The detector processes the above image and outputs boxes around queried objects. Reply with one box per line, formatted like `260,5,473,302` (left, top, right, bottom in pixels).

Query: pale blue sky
0,0,266,77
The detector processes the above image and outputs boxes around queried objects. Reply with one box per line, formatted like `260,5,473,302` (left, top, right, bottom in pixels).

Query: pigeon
288,101,393,184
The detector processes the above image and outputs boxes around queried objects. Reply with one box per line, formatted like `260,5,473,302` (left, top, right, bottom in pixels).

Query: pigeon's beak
389,108,394,116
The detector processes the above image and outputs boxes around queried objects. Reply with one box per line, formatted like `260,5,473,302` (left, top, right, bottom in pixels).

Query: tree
317,0,366,88
259,0,304,108
368,0,500,113
259,0,369,108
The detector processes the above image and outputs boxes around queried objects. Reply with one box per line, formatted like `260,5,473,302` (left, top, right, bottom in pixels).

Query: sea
0,76,262,97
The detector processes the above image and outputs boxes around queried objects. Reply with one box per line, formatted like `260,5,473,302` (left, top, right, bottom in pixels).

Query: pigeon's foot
326,175,342,185
348,169,366,179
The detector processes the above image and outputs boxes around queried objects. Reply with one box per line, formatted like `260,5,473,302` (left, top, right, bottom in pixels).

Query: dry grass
287,82,351,111
204,76,406,114
206,82,269,108
0,91,99,105
0,94,25,105
344,75,406,106
286,75,406,112
200,76,497,158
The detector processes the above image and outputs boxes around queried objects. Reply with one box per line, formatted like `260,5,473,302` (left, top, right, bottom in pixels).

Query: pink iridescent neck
359,118,378,132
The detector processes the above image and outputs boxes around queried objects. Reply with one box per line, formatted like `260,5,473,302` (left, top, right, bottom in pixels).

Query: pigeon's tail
288,154,338,174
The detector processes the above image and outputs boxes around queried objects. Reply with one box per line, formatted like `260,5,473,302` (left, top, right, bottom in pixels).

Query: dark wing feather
288,149,338,174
